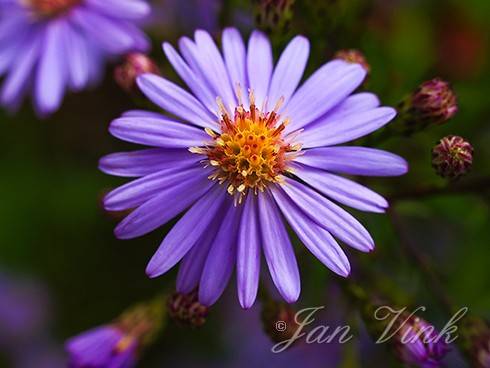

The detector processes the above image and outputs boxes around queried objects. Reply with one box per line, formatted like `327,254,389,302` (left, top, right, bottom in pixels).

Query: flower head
100,28,408,308
0,0,150,116
394,315,449,368
432,135,473,179
66,325,137,368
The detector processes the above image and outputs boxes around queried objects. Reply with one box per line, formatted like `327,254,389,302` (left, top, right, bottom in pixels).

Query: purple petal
295,146,409,176
176,209,224,294
285,60,366,132
280,177,374,252
268,35,309,108
99,148,201,177
163,42,217,116
247,30,273,109
199,199,241,306
114,172,213,239
84,0,150,19
137,73,217,129
271,186,351,277
258,190,300,303
300,107,397,148
109,116,209,148
291,163,388,213
121,110,167,119
104,164,205,211
62,22,90,91
222,27,248,105
146,185,226,277
193,30,236,112
237,194,261,309
70,8,139,54
0,29,42,111
35,20,67,115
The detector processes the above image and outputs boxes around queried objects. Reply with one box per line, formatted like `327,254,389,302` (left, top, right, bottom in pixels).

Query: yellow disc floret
191,91,301,201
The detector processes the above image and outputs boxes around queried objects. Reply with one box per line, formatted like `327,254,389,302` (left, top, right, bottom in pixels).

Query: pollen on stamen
192,90,300,200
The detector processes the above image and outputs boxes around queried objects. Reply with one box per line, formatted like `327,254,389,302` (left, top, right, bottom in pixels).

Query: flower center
191,92,301,201
22,0,80,17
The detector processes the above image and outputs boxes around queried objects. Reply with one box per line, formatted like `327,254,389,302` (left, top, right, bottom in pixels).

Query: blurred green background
1,0,489,367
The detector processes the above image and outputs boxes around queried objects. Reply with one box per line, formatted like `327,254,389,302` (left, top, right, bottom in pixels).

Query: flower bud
399,78,458,134
334,49,370,74
459,317,490,368
65,296,165,368
432,135,473,180
261,300,299,345
254,0,295,33
167,291,208,327
114,53,160,93
393,313,449,368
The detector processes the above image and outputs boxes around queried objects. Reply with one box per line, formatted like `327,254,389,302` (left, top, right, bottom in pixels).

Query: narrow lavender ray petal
109,116,210,148
300,107,397,148
104,164,206,211
35,20,67,115
271,186,351,277
280,177,374,252
163,42,218,117
176,208,224,294
258,190,300,303
121,110,167,119
146,185,226,277
285,60,367,132
66,326,120,366
114,173,214,239
84,0,150,19
247,30,273,110
99,148,202,178
268,35,310,108
119,21,150,52
294,146,409,176
237,194,261,309
137,74,217,129
0,29,42,111
222,27,248,106
70,8,139,54
199,199,242,306
63,22,90,91
193,30,237,112
299,92,380,133
291,163,388,213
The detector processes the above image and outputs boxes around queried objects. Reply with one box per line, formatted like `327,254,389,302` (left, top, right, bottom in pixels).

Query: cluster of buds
254,0,295,34
398,78,458,134
432,135,473,180
334,49,371,75
114,53,160,93
459,317,490,368
65,296,165,368
167,291,209,328
261,299,300,345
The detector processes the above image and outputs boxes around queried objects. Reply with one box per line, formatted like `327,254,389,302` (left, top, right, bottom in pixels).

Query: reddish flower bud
459,317,490,368
167,291,208,328
261,300,300,345
432,135,473,180
114,53,160,93
334,49,370,74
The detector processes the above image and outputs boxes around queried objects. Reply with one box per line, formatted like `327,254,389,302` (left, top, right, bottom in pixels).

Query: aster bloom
100,28,408,308
66,325,137,368
0,0,150,116
394,315,449,368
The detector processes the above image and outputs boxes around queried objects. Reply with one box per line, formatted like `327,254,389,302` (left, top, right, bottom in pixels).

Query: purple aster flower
65,325,137,368
394,315,450,368
0,0,150,116
100,28,408,308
